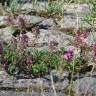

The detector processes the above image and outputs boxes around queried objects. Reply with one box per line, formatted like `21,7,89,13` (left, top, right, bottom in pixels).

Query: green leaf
8,64,16,75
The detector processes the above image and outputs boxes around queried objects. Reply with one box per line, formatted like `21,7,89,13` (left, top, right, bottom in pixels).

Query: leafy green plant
3,44,18,75
83,0,96,27
2,41,87,77
64,56,85,73
2,41,62,77
8,64,16,75
47,0,65,14
9,0,22,13
0,28,91,78
31,63,47,75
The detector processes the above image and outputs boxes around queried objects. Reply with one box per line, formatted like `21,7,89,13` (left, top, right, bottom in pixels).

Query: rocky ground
0,1,96,96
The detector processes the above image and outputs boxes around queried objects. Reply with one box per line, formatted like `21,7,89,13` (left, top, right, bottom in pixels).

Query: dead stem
50,72,57,96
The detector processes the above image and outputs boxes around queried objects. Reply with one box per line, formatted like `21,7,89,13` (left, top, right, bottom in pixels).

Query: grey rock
18,0,32,4
17,15,44,26
39,18,56,29
65,4,90,14
85,32,96,46
51,70,69,83
57,15,91,28
0,27,13,43
21,2,48,13
3,79,13,87
73,76,96,96
14,79,33,88
0,71,9,83
57,4,90,28
0,91,67,96
27,29,73,50
26,9,37,15
0,16,7,27
58,16,81,28
0,91,39,96
25,15,44,25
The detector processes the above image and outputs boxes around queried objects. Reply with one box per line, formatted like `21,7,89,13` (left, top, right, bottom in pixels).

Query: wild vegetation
0,0,96,96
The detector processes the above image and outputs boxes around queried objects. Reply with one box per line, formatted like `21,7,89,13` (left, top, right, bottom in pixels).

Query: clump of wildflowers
74,29,90,49
75,29,90,41
63,47,74,61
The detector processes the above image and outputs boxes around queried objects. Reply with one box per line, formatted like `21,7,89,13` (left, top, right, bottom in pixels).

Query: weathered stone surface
73,76,96,96
21,9,37,15
17,15,44,26
18,0,32,4
38,18,56,29
56,4,90,28
57,16,80,28
0,27,13,43
26,29,73,50
21,2,48,13
0,71,8,83
0,69,96,96
0,91,66,96
0,16,7,26
83,32,95,46
0,70,69,91
57,15,91,28
65,4,90,14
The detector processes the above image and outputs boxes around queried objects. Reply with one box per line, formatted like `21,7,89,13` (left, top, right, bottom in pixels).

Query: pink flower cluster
74,30,90,48
63,47,74,60
75,31,89,40
75,30,90,40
